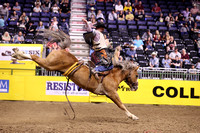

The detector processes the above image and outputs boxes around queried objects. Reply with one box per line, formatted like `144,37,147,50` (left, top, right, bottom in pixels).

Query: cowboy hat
151,51,157,56
129,44,136,48
93,21,106,29
90,7,95,10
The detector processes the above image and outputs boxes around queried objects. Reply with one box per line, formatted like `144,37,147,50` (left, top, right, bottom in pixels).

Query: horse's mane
41,29,71,49
114,60,138,71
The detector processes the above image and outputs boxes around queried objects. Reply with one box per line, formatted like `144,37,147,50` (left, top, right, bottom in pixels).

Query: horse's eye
136,75,138,78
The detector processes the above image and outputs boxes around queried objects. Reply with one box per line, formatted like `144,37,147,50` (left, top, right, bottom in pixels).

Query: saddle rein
62,60,109,120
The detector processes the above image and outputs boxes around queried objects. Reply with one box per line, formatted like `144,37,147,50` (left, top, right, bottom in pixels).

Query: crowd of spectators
86,0,200,69
0,0,70,44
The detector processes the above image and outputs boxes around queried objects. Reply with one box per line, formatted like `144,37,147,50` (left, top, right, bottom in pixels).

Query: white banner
46,81,89,96
0,44,43,61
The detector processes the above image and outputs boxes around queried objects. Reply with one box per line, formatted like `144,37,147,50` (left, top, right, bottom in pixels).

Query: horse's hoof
129,115,139,120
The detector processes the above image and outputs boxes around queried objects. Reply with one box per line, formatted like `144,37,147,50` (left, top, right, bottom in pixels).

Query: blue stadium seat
127,20,136,25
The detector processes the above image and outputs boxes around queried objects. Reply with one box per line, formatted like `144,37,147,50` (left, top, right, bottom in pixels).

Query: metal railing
1,67,200,81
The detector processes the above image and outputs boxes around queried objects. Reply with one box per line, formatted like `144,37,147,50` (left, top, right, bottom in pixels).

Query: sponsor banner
46,81,89,96
0,44,43,61
0,80,9,93
115,80,200,106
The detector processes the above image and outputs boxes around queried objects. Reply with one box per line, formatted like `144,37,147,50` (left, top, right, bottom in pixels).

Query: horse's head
124,66,139,91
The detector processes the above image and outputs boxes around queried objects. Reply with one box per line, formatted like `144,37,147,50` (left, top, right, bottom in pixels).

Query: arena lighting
153,86,200,99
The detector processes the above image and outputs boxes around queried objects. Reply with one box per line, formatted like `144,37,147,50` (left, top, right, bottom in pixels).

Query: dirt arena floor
0,101,200,133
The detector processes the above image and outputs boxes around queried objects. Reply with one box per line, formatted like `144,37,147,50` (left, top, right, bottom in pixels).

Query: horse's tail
41,29,71,49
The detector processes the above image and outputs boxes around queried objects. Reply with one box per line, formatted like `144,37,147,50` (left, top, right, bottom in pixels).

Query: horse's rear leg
107,91,139,120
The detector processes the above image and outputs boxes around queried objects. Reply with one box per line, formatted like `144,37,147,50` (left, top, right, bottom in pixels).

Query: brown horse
12,30,139,120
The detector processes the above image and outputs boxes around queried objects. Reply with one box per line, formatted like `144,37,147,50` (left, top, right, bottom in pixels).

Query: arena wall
0,74,199,106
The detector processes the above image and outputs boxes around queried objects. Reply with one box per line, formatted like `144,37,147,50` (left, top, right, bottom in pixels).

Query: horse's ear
135,66,140,71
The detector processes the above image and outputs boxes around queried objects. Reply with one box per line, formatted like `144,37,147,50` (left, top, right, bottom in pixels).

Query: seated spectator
6,3,11,11
59,18,69,34
187,13,194,21
2,31,11,43
0,3,9,21
115,1,123,13
195,59,200,69
182,8,190,20
33,4,42,13
132,35,144,50
43,0,51,9
60,0,69,5
191,22,200,33
60,2,70,14
88,7,96,19
10,11,19,21
187,17,194,29
165,13,174,22
12,31,24,43
168,17,175,27
35,0,41,6
26,21,35,34
169,47,181,61
157,13,164,22
96,10,105,20
118,11,125,21
19,12,29,23
190,4,199,15
87,0,96,10
49,17,58,31
142,29,153,41
135,1,144,15
171,55,181,68
166,36,176,52
149,52,159,68
162,54,171,68
13,2,21,14
162,31,170,42
51,3,60,14
17,19,27,30
152,3,161,13
145,37,154,51
36,21,45,31
195,12,200,22
153,30,161,42
125,10,134,21
134,0,139,6
194,32,200,56
41,3,50,12
189,64,197,80
124,0,132,7
125,44,137,61
181,49,190,67
90,15,96,27
0,16,5,27
108,9,117,21
180,23,189,35
123,3,132,13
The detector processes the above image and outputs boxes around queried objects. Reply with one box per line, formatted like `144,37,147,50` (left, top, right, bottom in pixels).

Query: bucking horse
12,30,140,120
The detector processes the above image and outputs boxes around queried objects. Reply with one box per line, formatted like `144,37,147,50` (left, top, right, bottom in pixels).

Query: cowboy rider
82,18,113,79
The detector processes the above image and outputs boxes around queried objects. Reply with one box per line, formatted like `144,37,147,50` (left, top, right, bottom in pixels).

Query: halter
125,70,138,91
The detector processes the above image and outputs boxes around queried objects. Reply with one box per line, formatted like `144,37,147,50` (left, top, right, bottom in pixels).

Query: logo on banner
0,80,9,93
46,81,89,96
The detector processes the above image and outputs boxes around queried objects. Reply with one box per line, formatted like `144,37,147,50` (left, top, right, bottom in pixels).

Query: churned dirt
0,101,199,133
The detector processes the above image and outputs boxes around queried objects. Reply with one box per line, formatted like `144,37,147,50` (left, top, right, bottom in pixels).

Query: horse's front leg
107,91,139,120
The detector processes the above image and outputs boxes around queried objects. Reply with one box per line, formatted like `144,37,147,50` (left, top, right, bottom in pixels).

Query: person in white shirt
96,10,105,20
51,3,59,13
33,4,42,12
195,12,200,22
182,8,190,20
115,1,123,13
108,9,117,20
